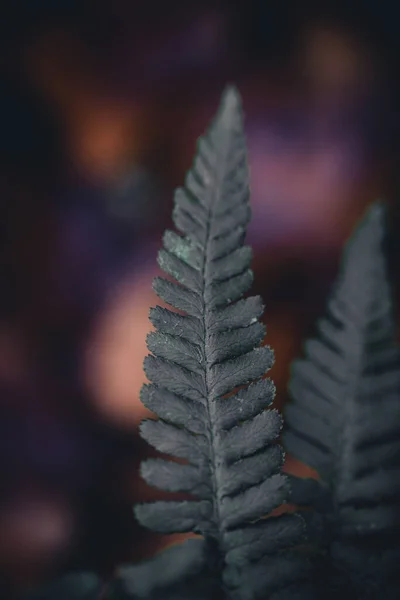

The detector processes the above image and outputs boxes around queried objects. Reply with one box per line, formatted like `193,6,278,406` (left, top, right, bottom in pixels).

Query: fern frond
118,87,306,599
115,538,211,599
283,202,400,593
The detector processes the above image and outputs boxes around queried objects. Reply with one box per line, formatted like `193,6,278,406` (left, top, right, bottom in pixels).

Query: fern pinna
117,88,307,600
283,203,400,598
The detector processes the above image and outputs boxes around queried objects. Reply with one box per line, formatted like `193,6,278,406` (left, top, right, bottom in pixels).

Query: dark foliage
116,87,308,599
284,202,400,598
12,90,400,600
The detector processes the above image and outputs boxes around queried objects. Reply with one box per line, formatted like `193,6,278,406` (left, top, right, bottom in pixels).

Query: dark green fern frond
283,202,400,594
115,538,219,600
118,87,307,599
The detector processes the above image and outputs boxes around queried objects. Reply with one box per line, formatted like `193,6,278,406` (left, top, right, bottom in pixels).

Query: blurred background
0,0,399,595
